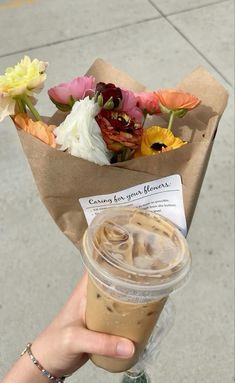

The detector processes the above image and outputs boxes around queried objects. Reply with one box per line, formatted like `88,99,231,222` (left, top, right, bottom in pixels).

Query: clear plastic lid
80,207,191,299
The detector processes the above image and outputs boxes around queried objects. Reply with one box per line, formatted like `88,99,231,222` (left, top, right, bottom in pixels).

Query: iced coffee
80,207,191,372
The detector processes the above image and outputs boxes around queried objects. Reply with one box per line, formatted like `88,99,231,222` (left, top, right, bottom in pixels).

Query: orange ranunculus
135,126,186,157
157,89,200,111
14,113,56,147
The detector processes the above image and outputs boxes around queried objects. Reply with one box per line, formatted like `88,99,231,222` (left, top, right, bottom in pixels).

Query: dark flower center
151,142,167,151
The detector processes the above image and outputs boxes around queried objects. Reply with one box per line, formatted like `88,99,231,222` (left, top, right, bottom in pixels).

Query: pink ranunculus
48,76,95,108
120,89,143,122
135,91,160,115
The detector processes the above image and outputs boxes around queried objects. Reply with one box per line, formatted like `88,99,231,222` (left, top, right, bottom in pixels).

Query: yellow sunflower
136,126,186,157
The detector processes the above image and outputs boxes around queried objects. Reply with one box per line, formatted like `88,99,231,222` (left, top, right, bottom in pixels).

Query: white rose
55,97,111,165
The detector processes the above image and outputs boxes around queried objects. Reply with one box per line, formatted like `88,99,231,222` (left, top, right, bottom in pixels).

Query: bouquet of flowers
0,56,228,245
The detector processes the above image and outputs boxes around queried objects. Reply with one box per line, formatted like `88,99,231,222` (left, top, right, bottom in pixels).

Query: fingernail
116,340,135,357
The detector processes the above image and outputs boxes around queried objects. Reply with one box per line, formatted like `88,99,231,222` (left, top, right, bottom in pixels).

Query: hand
31,273,135,378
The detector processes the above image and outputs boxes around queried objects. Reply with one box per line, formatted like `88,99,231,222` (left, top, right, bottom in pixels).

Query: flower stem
21,94,41,121
167,111,175,131
142,111,147,127
15,97,26,114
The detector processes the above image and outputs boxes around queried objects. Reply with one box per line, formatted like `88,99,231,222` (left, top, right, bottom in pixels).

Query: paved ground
0,1,234,382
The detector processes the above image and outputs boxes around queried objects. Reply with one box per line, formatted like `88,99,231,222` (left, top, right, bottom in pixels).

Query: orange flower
135,126,186,157
14,113,56,147
157,89,200,111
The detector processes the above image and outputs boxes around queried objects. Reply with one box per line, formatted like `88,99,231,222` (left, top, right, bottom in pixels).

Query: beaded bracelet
21,343,70,382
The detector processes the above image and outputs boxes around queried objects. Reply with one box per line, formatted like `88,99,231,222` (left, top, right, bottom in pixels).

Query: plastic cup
79,207,191,372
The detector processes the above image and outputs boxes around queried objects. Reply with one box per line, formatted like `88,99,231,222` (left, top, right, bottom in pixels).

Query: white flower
55,97,111,165
0,92,16,122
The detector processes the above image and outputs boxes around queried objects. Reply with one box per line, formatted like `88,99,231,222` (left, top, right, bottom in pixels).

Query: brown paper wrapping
16,59,228,246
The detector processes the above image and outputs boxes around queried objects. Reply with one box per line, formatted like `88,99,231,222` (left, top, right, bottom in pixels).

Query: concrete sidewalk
0,1,234,382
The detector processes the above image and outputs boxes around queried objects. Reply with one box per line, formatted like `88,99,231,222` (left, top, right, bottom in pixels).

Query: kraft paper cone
16,59,228,246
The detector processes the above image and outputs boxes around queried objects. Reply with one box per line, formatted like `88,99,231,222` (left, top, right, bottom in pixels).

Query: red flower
96,82,122,109
96,109,143,153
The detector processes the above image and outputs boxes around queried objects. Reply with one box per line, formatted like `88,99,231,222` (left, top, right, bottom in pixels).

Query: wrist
21,352,50,383
2,350,50,383
22,343,68,382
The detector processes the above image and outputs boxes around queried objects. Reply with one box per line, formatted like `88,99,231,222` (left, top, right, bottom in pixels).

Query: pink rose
120,89,143,122
48,76,95,111
135,92,160,115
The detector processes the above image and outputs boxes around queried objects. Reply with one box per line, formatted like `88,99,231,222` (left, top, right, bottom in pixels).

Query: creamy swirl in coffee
93,209,185,275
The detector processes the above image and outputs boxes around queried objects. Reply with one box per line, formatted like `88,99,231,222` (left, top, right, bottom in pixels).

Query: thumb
77,328,135,359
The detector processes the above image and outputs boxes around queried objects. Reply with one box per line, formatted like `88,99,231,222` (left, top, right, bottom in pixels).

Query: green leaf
103,97,115,110
159,102,171,115
174,108,188,118
49,97,73,112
